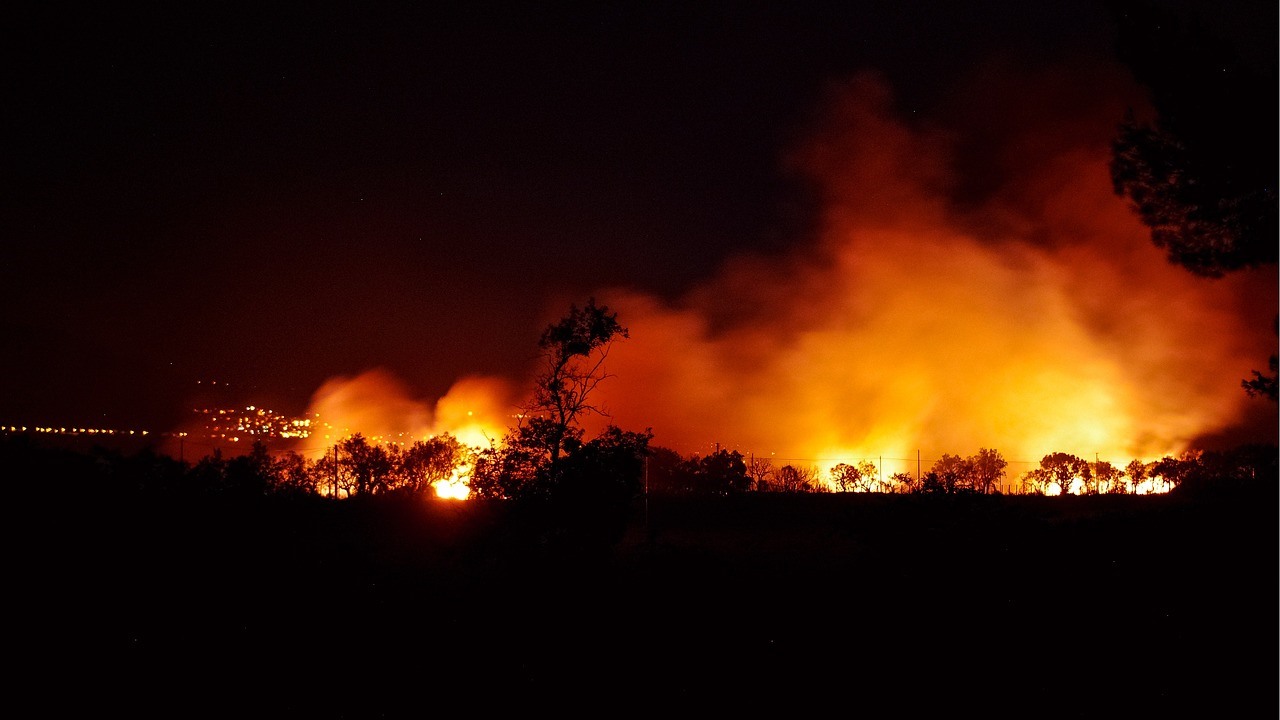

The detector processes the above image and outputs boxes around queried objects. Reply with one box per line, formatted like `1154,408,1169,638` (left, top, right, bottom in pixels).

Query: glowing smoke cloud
583,69,1276,474
304,368,515,456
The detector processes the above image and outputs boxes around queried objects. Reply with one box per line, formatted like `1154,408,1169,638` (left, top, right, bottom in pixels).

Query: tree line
8,298,1272,506
8,430,1272,506
642,444,1275,497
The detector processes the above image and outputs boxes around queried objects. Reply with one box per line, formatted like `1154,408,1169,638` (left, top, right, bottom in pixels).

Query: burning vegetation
9,64,1273,507
582,70,1274,472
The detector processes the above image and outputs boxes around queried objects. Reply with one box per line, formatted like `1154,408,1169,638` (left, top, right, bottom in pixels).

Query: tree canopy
1108,0,1277,277
1107,1,1278,402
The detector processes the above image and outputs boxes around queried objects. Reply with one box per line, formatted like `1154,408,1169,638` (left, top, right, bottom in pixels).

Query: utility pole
917,450,921,484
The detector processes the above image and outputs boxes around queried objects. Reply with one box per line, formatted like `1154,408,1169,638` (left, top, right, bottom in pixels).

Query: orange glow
306,368,435,444
296,368,516,497
203,67,1273,497
433,468,472,500
577,70,1276,471
303,369,514,454
429,375,513,451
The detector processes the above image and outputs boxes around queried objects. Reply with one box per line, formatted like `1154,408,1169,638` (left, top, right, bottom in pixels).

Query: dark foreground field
16,481,1277,718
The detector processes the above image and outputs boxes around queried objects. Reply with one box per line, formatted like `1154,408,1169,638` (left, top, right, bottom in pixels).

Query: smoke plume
295,64,1275,481
303,368,515,456
581,67,1276,475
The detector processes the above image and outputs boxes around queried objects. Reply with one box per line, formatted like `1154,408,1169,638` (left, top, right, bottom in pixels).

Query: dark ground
15,480,1278,718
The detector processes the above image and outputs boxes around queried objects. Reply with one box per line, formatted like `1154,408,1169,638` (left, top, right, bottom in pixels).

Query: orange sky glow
278,67,1276,489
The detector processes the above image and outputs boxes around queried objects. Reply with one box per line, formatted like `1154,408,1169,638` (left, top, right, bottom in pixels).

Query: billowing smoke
302,368,515,456
293,64,1274,480
580,67,1276,475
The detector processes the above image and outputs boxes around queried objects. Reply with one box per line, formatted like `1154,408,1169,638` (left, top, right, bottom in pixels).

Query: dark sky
2,1,1274,431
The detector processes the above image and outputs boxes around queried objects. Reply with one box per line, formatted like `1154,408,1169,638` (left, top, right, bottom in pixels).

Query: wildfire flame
577,68,1277,471
298,368,516,498
286,65,1274,489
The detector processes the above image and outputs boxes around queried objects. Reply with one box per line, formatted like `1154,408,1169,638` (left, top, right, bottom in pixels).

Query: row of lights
3,426,158,436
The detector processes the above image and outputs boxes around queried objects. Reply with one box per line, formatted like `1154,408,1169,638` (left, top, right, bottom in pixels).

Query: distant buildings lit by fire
195,405,313,442
2,405,314,445
3,404,437,447
191,405,467,446
3,425,156,437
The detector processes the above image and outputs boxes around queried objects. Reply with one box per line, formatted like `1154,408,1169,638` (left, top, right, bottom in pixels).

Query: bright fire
575,68,1277,470
434,467,472,500
265,66,1274,491
300,369,516,498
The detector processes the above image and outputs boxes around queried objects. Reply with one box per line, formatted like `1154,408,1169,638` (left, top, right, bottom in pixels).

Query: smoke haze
298,63,1276,477
579,66,1276,471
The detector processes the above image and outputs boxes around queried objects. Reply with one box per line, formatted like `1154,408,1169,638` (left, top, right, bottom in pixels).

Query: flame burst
579,69,1276,473
293,66,1273,487
302,369,515,497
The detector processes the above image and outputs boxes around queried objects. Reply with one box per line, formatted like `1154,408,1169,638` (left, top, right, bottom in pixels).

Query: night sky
3,1,1275,439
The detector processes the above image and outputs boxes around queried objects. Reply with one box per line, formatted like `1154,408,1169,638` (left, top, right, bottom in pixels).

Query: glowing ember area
294,368,516,498
434,468,472,500
575,71,1277,469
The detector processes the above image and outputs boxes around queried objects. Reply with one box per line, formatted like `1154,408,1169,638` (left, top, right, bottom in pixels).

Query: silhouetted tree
555,426,652,497
971,448,1008,494
1148,453,1200,493
919,471,945,494
402,434,469,494
681,449,751,495
469,299,652,527
887,471,916,494
1027,453,1091,495
525,298,628,478
1175,444,1279,496
1088,459,1125,494
94,445,187,496
747,455,775,492
552,425,653,547
1241,318,1278,402
1108,1,1277,397
313,443,357,498
271,450,317,497
831,460,878,492
918,450,1006,494
1242,354,1278,401
771,464,824,493
223,441,275,497
830,462,857,492
928,454,972,493
470,426,549,500
189,449,229,494
643,445,687,495
335,434,394,496
1108,0,1277,276
1124,459,1150,494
